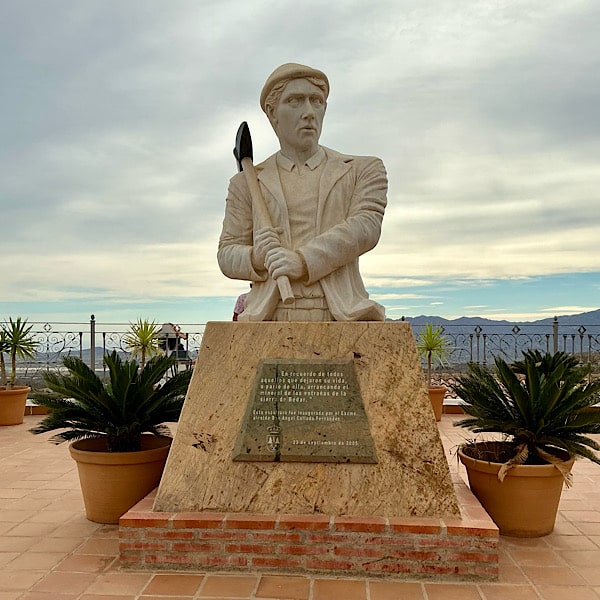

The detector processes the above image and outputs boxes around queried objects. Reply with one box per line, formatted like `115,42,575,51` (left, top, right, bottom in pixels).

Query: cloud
1,1,599,322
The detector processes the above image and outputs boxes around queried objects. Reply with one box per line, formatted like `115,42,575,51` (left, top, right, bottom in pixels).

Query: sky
1,0,600,327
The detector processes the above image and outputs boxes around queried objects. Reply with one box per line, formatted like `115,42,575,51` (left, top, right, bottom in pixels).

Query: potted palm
416,323,452,421
123,318,162,367
30,350,192,523
452,349,600,537
0,317,38,426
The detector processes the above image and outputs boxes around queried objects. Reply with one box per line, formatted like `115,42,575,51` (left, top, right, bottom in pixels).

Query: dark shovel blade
233,121,253,172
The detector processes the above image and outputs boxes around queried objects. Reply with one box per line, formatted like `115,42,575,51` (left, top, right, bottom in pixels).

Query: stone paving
2,414,600,599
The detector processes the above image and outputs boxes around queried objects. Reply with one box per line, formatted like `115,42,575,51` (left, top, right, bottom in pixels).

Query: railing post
553,316,559,353
90,314,96,373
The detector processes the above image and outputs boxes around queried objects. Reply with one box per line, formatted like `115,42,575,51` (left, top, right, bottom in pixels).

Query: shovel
233,121,294,305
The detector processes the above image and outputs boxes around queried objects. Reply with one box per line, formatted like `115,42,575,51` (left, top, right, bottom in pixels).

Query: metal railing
9,316,205,384
4,314,600,386
408,318,600,371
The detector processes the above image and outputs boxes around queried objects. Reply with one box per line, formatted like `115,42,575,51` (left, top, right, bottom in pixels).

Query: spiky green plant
416,323,453,387
30,350,191,452
122,318,162,367
0,317,38,388
0,329,9,387
452,350,600,479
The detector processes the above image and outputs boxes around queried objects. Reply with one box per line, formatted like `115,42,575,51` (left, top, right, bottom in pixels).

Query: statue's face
271,78,326,156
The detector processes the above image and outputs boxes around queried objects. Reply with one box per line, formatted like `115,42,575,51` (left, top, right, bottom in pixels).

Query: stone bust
218,62,388,322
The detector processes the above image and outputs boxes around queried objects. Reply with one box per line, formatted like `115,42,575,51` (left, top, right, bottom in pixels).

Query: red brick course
119,496,498,581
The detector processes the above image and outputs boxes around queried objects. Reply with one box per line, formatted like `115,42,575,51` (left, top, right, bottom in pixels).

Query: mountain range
395,308,600,330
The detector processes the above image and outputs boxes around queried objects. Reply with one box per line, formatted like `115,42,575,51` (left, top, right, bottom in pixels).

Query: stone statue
218,63,388,321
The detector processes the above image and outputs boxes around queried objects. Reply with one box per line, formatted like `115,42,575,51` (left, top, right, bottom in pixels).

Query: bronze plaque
233,359,377,463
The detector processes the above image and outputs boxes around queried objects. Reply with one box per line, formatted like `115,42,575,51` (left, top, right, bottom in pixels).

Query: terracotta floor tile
79,595,136,600
546,535,598,550
92,524,120,537
75,537,120,555
142,596,193,600
55,554,116,573
30,571,97,595
255,575,310,599
313,578,367,600
500,536,552,549
84,572,152,595
564,511,600,523
5,522,58,537
0,510,34,523
27,510,76,524
478,585,539,600
28,536,83,553
3,414,600,599
0,570,46,591
19,593,79,599
3,551,67,571
4,498,52,511
143,574,204,596
0,537,40,552
559,499,594,511
369,580,425,600
0,553,20,568
199,575,258,598
560,549,600,566
572,566,600,586
496,547,513,563
574,521,600,536
506,547,565,566
550,521,581,535
0,490,28,500
522,566,586,586
6,480,43,490
535,585,599,600
47,521,101,538
423,583,482,600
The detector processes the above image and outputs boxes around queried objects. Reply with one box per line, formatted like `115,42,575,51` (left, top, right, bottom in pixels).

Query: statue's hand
252,227,281,269
265,248,307,281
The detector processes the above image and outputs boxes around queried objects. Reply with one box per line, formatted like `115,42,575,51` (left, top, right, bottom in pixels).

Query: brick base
119,478,498,581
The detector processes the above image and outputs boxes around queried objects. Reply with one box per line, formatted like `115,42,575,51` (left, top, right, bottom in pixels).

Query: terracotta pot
69,435,172,524
0,386,30,426
428,386,446,421
458,442,574,537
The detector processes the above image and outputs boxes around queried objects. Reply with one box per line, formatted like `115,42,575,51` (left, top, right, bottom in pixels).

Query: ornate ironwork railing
4,316,206,385
430,322,600,368
3,314,599,387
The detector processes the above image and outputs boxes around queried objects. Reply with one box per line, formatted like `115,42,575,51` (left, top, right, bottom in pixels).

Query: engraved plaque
233,359,377,463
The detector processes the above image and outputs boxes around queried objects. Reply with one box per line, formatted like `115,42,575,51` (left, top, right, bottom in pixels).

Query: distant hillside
394,308,600,329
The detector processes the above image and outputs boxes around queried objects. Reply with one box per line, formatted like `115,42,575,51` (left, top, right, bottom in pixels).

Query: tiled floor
2,415,600,599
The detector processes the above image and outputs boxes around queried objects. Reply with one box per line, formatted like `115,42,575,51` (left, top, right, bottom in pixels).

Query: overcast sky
1,0,599,326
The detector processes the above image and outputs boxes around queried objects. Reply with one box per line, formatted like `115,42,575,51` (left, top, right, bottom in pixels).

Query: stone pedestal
155,321,459,518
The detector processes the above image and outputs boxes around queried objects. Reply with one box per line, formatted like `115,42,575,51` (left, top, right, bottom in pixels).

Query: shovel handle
240,157,294,306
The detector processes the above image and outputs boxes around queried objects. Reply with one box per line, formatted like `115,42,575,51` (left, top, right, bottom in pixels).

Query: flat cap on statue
260,62,330,113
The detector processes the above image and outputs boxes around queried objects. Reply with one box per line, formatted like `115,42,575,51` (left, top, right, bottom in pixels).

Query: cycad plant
122,318,162,367
452,349,600,480
416,323,452,387
0,329,8,387
30,350,192,452
0,317,38,388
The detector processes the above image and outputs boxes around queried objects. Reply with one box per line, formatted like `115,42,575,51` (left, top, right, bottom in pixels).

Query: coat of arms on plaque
266,425,281,452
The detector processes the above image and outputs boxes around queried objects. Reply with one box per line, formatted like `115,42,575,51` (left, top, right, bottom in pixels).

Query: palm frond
31,349,191,451
453,350,600,467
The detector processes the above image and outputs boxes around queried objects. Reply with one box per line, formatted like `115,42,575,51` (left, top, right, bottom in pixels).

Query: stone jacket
217,146,387,321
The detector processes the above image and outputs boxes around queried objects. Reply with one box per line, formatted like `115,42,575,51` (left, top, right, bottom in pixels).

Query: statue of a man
218,63,388,321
